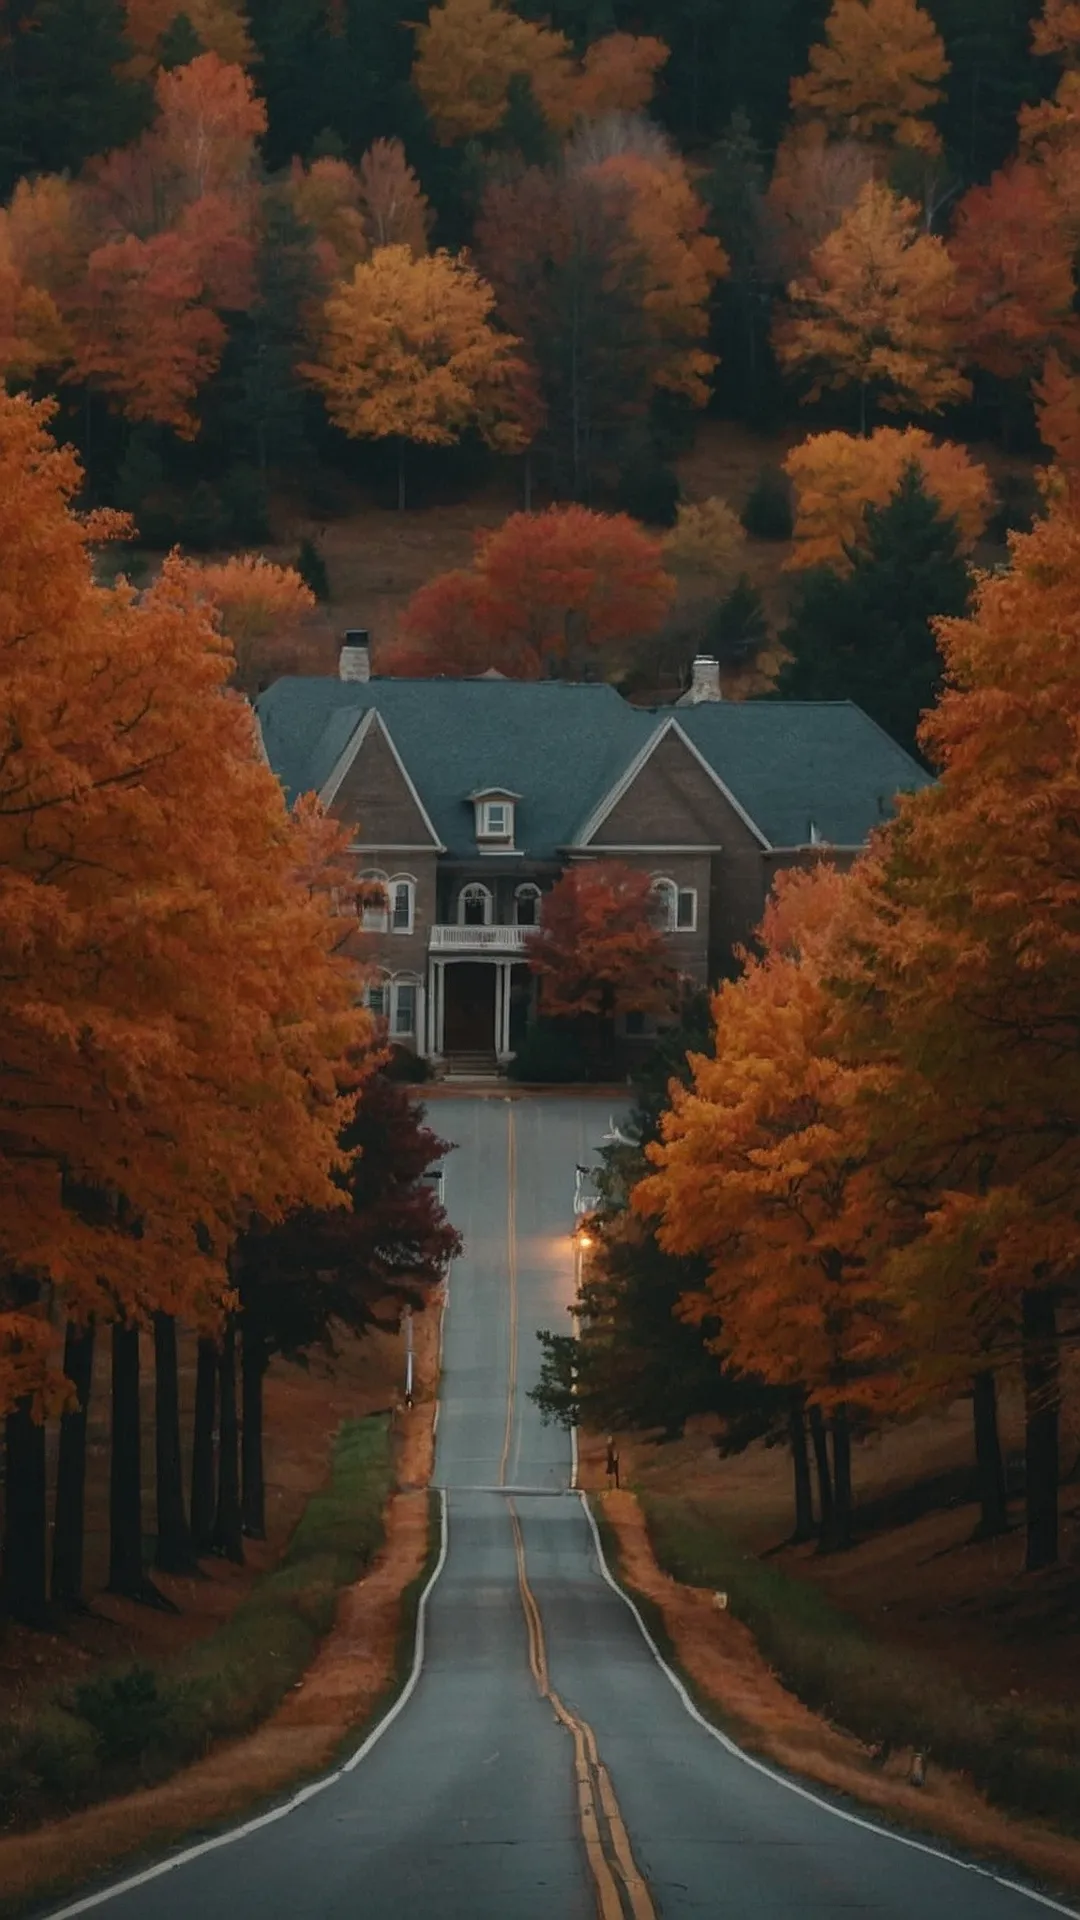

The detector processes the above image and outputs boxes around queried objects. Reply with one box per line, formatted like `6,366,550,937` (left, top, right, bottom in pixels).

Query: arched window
458,882,492,927
388,873,416,934
390,971,421,1037
359,869,388,933
514,883,541,928
651,876,697,933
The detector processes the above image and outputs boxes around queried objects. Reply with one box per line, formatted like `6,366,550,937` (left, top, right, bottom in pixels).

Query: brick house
256,641,931,1070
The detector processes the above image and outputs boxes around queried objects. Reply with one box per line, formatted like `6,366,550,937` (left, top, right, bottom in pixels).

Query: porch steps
442,1050,502,1081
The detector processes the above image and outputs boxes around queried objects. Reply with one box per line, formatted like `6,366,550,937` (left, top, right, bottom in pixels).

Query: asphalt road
46,1094,1078,1920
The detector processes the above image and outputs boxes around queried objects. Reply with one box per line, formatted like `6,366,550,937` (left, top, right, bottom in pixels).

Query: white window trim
458,882,493,927
514,882,541,927
650,875,697,934
388,873,416,934
390,973,421,1037
359,869,389,933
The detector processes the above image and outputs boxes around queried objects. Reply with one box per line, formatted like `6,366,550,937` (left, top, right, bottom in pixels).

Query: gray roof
255,677,931,856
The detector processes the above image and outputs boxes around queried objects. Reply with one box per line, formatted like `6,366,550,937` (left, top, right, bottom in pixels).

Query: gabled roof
571,716,771,849
255,677,932,856
256,677,650,859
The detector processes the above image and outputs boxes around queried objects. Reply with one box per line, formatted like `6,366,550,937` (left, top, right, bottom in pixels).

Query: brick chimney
684,655,722,703
339,630,371,682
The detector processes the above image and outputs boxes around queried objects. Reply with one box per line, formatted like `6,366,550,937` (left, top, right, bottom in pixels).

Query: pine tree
158,11,206,67
0,0,151,198
777,464,970,758
221,189,318,475
708,574,769,665
296,535,330,601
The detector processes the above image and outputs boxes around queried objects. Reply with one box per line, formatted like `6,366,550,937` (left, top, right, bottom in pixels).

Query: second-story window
651,877,697,933
359,870,389,933
459,882,493,927
390,877,415,933
515,883,541,927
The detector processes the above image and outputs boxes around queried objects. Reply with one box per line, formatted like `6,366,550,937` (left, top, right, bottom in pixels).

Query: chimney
686,655,722,703
339,630,371,682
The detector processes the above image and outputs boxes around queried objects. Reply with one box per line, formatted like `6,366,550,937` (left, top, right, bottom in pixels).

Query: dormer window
469,787,522,851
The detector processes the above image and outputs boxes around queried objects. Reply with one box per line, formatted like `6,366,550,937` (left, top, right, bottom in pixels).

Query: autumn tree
476,165,664,499
945,161,1080,384
387,505,675,678
789,0,948,154
412,0,667,144
778,464,972,756
636,864,903,1549
784,427,991,570
569,136,727,407
1036,349,1080,472
0,392,373,1613
357,138,432,255
123,0,255,71
826,496,1080,1568
286,155,368,283
178,554,336,694
0,0,150,201
765,126,875,281
524,860,677,1072
304,245,524,508
774,181,967,430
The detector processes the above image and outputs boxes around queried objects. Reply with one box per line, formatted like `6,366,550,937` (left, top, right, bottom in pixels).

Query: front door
443,963,496,1052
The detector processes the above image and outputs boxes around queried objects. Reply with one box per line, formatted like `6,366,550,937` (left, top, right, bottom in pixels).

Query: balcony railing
430,923,531,952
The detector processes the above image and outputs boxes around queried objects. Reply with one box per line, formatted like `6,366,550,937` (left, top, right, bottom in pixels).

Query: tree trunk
788,1393,815,1543
808,1403,836,1551
190,1335,217,1555
831,1406,853,1550
971,1368,1008,1540
153,1313,197,1574
241,1318,267,1540
52,1322,95,1609
1022,1289,1060,1572
213,1321,244,1563
1,1399,48,1626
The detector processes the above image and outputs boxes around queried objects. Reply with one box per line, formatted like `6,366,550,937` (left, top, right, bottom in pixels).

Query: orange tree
386,505,675,679
783,427,991,570
774,180,967,432
0,394,374,1617
635,865,903,1549
945,161,1080,386
828,494,1080,1570
524,862,677,1076
789,0,948,155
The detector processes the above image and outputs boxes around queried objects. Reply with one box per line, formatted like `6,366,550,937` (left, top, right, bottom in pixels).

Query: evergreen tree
704,110,779,425
296,535,330,601
707,573,769,665
0,0,150,198
219,189,319,476
777,464,971,760
158,12,206,68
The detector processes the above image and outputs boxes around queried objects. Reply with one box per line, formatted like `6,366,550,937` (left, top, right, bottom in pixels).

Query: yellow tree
784,427,991,568
412,0,572,143
304,244,524,507
790,0,948,154
774,180,968,431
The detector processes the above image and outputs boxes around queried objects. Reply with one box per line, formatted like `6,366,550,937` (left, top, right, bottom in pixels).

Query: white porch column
497,960,513,1059
493,960,504,1059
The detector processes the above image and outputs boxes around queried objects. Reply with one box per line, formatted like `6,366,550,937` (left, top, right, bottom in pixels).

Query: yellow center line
498,1101,518,1488
508,1500,656,1920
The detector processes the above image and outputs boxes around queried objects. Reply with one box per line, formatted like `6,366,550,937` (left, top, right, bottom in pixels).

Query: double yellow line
500,1105,655,1920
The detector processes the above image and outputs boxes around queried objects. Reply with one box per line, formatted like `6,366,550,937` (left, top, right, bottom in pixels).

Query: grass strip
0,1415,394,1834
641,1491,1080,1837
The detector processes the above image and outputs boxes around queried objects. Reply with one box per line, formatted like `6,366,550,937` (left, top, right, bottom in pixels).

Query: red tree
525,861,677,1069
386,506,675,678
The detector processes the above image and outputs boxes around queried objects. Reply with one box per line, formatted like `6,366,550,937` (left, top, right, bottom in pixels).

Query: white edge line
43,1492,450,1920
578,1492,1080,1920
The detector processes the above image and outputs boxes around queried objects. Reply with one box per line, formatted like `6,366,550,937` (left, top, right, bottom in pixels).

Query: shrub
508,1018,585,1083
74,1668,168,1765
384,1042,433,1083
740,465,794,541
